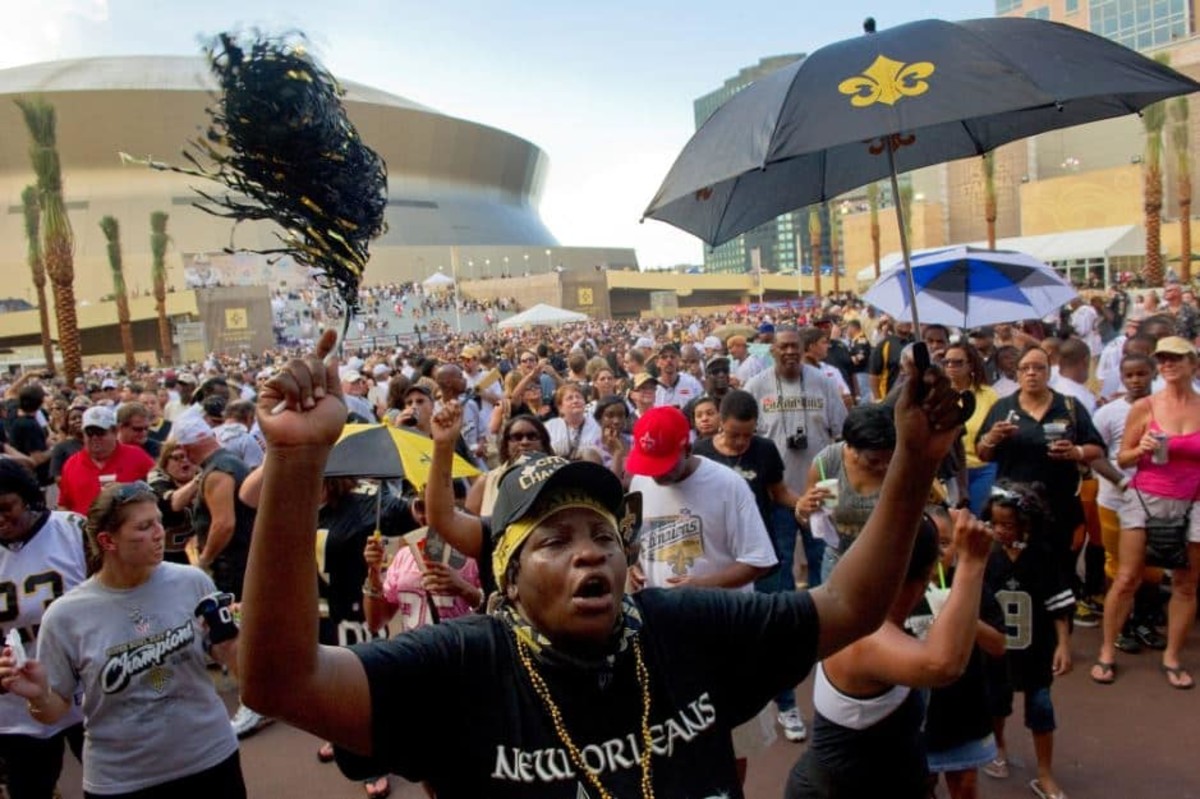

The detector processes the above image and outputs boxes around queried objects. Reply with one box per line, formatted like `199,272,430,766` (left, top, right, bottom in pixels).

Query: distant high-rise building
996,0,1195,51
693,55,830,275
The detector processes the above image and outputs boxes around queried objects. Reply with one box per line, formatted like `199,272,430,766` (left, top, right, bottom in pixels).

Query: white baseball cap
171,412,216,446
82,406,117,431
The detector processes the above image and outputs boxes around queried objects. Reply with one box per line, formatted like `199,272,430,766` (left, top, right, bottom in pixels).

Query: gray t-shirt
744,364,848,495
37,562,238,794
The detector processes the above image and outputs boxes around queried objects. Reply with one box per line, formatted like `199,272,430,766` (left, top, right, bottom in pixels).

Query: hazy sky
3,0,992,267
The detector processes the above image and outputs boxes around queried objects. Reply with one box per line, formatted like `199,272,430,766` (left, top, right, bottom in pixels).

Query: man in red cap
625,406,776,591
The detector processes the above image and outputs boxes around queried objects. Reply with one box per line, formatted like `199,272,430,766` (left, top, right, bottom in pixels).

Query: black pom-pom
135,32,388,315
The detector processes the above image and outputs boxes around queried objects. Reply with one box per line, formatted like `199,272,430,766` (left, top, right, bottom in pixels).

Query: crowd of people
0,275,1195,798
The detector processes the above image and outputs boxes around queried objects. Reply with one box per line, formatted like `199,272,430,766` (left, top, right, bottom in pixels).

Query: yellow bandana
493,490,618,592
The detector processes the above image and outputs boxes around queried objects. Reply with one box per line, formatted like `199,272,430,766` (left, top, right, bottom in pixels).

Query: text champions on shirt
760,395,824,413
491,692,717,784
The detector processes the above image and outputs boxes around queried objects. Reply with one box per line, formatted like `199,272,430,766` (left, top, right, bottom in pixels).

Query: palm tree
20,185,55,371
808,206,823,299
867,182,882,278
150,211,172,364
1142,54,1171,287
828,202,841,295
99,216,135,372
899,179,915,245
983,151,998,249
1169,95,1192,283
16,98,82,382
1143,99,1168,286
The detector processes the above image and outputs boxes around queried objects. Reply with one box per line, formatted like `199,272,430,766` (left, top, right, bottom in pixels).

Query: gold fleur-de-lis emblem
838,55,936,107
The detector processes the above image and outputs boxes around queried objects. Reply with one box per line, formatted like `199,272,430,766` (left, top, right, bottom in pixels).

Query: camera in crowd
786,428,809,451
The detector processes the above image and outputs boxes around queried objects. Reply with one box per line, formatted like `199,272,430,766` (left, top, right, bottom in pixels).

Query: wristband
194,592,238,646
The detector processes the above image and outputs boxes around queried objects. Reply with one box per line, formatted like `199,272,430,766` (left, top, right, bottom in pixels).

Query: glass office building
997,0,1194,52
692,55,821,275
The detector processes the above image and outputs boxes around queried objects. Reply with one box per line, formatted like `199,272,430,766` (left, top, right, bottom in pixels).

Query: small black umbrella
644,16,1200,334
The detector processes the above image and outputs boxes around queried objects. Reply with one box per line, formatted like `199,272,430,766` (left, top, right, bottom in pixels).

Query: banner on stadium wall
195,286,275,355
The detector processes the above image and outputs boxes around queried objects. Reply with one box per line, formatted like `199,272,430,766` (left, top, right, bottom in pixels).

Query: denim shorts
989,684,1056,733
927,734,998,773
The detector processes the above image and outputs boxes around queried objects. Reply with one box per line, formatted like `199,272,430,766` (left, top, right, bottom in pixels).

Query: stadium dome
0,55,556,301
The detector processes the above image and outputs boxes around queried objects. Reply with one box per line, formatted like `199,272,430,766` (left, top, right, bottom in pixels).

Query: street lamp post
503,256,509,277
485,258,491,279
545,249,552,273
523,253,529,275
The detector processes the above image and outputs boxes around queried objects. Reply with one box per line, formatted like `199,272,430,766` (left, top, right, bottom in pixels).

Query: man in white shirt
653,343,704,409
1049,337,1097,415
1069,297,1102,360
800,327,852,410
1096,317,1141,400
625,405,776,590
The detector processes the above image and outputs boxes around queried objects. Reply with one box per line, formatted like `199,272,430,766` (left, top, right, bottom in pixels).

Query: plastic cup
816,478,840,510
925,586,951,618
1042,422,1067,443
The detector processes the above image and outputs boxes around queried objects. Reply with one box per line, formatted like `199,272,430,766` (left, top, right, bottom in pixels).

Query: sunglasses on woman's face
1155,352,1185,363
942,358,966,367
508,431,540,442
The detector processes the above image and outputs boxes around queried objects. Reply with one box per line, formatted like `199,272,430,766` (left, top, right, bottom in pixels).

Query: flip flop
1029,778,1067,799
364,776,391,799
1089,661,1116,685
1161,664,1196,690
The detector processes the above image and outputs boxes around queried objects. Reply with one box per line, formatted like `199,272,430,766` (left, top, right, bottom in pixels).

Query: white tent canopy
422,271,456,289
497,303,588,329
857,224,1150,284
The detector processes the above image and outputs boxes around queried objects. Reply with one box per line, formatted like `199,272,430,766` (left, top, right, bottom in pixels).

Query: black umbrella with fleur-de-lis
643,16,1199,330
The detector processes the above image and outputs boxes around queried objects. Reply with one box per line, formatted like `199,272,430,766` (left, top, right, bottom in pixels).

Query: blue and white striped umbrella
863,246,1078,328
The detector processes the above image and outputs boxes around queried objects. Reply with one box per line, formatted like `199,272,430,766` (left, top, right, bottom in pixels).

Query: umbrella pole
374,481,382,536
886,143,922,331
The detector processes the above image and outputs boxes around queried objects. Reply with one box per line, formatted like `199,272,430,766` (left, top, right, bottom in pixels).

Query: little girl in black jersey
981,482,1074,799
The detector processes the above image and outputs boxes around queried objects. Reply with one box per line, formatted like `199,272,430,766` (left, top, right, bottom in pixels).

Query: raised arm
426,402,485,559
836,509,992,688
239,331,373,755
811,362,966,660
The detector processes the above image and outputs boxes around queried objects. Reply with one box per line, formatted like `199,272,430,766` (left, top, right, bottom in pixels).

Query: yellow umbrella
326,423,480,490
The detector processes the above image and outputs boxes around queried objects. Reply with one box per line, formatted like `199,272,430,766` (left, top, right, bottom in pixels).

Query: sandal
1089,661,1116,685
983,757,1009,779
1161,664,1195,690
1029,778,1067,799
317,741,336,763
364,776,391,799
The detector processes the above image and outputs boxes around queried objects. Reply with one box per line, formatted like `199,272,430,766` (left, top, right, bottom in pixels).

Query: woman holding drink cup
976,345,1105,591
795,405,897,582
1093,336,1200,689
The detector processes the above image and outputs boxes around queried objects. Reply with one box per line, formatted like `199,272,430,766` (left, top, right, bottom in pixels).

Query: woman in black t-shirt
237,330,978,799
976,345,1104,584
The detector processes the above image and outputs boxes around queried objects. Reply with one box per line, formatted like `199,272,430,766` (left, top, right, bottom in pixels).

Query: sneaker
1114,632,1142,654
777,707,807,742
1073,601,1100,627
230,704,274,739
982,756,1009,779
1133,623,1167,651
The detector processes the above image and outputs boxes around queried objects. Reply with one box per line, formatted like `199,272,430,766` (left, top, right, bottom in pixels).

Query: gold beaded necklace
515,636,657,799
